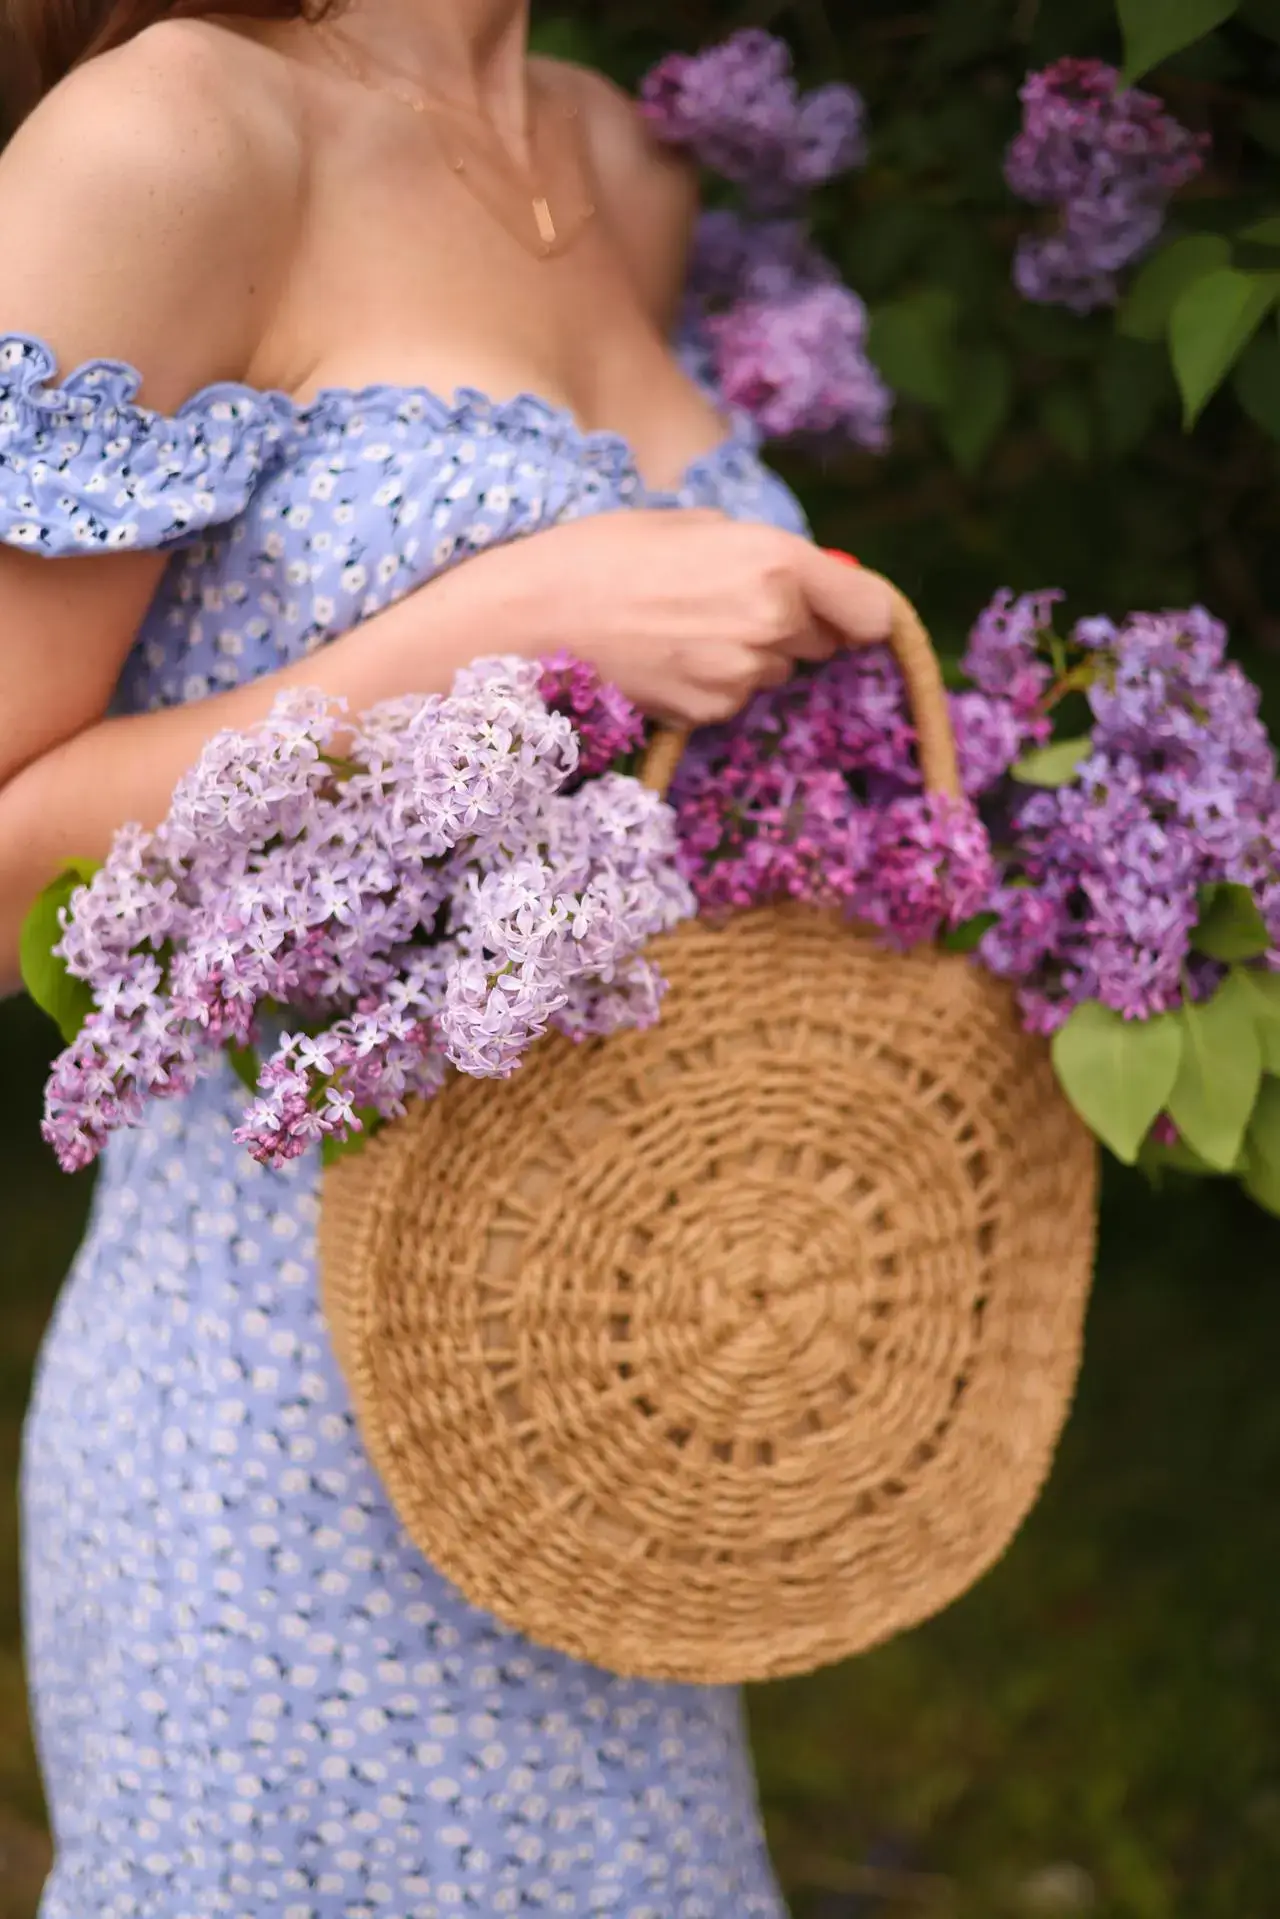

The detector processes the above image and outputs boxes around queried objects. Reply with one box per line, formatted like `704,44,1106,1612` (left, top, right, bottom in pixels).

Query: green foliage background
2,3,1280,1916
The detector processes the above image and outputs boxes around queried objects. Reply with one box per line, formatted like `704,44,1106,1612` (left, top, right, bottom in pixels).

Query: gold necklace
312,23,596,262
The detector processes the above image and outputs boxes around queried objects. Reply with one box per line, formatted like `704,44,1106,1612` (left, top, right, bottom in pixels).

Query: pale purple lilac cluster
639,29,866,206
1006,58,1209,312
42,660,694,1173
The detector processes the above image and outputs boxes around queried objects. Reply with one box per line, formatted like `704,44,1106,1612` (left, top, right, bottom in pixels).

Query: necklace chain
312,24,595,262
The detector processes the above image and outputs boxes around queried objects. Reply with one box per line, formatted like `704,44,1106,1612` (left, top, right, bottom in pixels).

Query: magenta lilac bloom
1006,58,1208,311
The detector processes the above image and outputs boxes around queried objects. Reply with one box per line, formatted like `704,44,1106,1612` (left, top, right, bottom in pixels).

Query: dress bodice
0,334,809,716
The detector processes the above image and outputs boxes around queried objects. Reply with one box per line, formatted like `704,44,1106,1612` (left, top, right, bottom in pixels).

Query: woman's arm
0,25,301,804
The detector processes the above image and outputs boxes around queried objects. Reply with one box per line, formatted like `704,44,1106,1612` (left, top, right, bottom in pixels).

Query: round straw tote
318,580,1099,1685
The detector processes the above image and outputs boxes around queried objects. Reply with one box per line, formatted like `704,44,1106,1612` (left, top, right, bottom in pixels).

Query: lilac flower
686,211,838,311
1006,58,1208,312
951,690,1046,797
853,794,997,951
972,603,1279,1030
538,652,646,779
668,645,997,933
41,659,694,1173
790,83,868,189
640,30,866,206
961,589,1061,717
665,586,1276,1065
704,284,893,450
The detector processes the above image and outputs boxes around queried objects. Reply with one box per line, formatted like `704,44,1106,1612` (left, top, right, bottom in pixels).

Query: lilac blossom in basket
1006,58,1208,312
663,587,1277,1040
974,605,1280,1031
42,661,694,1174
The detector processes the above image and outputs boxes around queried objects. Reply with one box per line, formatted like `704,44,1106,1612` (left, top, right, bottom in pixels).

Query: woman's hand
444,509,895,726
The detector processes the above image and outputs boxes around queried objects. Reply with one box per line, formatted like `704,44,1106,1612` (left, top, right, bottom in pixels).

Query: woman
0,0,893,1910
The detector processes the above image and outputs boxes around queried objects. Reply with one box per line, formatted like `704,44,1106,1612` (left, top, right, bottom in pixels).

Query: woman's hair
1,0,331,120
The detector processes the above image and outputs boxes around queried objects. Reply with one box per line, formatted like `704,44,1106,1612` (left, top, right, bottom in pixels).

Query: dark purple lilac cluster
667,651,1005,944
638,34,891,452
538,650,647,778
1005,58,1209,312
639,29,866,206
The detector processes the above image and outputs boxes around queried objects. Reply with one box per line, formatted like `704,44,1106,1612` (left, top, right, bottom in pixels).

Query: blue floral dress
2,329,808,1919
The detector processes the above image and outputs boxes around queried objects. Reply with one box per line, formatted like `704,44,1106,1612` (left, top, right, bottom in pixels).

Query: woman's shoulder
0,19,304,412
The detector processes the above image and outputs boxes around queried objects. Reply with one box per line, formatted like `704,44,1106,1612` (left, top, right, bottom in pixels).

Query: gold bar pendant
533,197,557,247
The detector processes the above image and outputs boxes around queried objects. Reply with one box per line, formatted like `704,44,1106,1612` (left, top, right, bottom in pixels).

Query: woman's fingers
794,544,897,647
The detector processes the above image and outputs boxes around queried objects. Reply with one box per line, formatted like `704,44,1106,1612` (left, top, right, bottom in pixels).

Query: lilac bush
1006,58,1209,312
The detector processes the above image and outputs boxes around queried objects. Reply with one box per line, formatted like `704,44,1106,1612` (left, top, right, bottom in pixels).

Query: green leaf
1051,1000,1185,1166
1192,881,1272,960
1242,1076,1280,1215
1238,214,1280,246
1169,268,1280,426
1232,325,1280,438
1011,737,1093,787
321,1123,375,1168
1037,386,1092,462
1139,1134,1237,1178
319,1106,383,1166
225,1042,261,1094
1238,0,1280,42
1167,976,1264,1170
1095,335,1176,455
1118,0,1240,82
1119,235,1233,343
840,204,937,298
1232,967,1280,1072
19,860,102,1044
867,289,958,408
941,912,999,955
941,346,1013,473
1244,100,1280,156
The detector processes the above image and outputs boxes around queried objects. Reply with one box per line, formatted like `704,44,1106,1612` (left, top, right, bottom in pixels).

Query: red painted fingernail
822,548,861,567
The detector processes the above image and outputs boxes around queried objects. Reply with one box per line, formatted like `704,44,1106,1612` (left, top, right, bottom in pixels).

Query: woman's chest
258,125,721,497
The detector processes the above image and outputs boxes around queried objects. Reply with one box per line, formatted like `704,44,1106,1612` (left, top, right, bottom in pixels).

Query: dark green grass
1,998,1278,1919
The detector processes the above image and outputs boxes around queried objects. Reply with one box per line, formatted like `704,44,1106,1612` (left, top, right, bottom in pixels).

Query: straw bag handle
639,571,962,800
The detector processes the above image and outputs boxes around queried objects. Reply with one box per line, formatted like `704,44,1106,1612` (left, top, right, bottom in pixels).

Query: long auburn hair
1,0,331,119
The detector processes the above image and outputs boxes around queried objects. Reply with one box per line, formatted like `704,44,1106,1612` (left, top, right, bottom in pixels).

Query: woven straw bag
319,580,1099,1685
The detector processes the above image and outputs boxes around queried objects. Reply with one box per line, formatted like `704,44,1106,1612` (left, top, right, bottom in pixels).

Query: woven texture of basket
319,582,1100,1685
